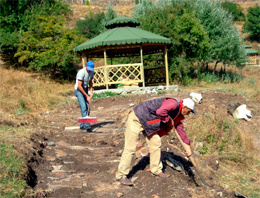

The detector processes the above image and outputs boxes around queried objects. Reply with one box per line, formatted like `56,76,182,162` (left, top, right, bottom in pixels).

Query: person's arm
77,80,91,103
156,99,178,123
175,122,192,157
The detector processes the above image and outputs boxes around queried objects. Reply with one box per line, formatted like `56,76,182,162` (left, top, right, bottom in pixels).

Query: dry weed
0,67,73,116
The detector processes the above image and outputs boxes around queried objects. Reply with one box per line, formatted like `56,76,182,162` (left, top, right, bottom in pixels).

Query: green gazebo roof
73,27,171,52
244,45,259,55
245,49,258,55
73,16,172,58
105,15,140,29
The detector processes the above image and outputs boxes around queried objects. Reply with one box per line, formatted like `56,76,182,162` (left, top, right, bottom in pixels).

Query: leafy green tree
192,0,246,70
74,12,106,39
75,5,117,39
0,0,71,63
136,5,210,84
221,1,245,21
243,4,260,42
0,0,38,32
105,4,117,21
14,15,85,79
0,0,36,56
0,0,70,33
133,0,247,84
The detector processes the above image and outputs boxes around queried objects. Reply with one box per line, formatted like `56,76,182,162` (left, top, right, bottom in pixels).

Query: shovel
173,129,208,187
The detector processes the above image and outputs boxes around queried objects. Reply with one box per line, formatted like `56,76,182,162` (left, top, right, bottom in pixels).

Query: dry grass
181,64,260,102
0,67,73,116
236,1,260,14
180,65,260,197
0,67,74,160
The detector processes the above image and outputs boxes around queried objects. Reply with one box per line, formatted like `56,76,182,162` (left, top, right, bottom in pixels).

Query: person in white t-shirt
74,61,94,131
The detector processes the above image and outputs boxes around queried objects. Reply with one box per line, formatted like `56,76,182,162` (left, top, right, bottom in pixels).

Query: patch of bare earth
26,89,259,198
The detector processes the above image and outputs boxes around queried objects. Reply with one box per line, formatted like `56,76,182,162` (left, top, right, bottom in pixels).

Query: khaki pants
116,111,163,180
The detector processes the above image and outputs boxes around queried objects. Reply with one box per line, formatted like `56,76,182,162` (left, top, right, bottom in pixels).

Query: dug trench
25,90,258,198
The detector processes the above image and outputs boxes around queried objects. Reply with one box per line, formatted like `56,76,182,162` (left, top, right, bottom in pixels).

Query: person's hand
185,146,192,157
89,93,93,99
86,95,91,103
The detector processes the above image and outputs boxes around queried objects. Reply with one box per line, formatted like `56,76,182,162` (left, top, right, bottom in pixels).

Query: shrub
243,4,260,42
221,1,245,21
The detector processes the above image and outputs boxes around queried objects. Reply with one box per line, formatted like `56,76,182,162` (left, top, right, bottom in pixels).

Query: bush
221,1,245,21
75,5,117,39
75,12,106,39
136,4,210,85
243,4,260,42
14,15,85,80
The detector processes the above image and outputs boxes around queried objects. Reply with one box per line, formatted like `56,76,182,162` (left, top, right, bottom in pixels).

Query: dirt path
29,90,259,198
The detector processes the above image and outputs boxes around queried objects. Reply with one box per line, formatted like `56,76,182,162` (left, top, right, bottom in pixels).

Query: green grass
92,91,120,99
0,143,28,198
189,111,260,197
218,163,260,198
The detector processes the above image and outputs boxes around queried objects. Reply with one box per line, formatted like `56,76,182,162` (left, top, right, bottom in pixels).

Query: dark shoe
80,125,91,130
118,176,133,186
87,127,92,132
156,172,170,178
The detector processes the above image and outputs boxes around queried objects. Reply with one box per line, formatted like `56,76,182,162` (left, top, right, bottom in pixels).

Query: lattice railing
93,63,143,87
93,67,105,86
247,56,260,65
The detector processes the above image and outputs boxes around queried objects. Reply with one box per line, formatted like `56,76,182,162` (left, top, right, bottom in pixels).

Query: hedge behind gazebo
73,16,172,89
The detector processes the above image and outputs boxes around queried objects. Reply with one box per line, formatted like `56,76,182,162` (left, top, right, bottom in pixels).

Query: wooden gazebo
73,16,172,89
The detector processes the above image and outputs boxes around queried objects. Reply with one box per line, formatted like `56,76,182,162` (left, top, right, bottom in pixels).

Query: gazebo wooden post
82,56,87,68
140,45,145,87
104,49,108,89
164,45,169,87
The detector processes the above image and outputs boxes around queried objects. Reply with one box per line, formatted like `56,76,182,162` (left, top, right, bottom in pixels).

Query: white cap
182,98,196,114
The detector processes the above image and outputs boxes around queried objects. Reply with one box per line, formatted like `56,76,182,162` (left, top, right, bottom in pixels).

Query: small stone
47,141,55,146
117,192,124,197
217,192,223,197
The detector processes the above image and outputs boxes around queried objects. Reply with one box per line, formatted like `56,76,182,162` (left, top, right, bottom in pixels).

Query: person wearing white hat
74,61,95,132
116,97,195,186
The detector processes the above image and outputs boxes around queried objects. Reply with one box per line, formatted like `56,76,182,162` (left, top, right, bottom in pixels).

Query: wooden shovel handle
173,129,208,186
87,103,90,116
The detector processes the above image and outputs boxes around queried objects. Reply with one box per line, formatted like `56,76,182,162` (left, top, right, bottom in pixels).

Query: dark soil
26,90,258,198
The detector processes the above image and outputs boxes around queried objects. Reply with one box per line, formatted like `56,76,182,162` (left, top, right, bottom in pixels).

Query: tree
105,4,117,21
14,15,85,80
74,5,117,39
243,4,260,42
74,12,106,39
221,1,245,21
133,0,247,84
136,5,210,84
0,0,71,64
192,0,246,70
0,0,70,33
